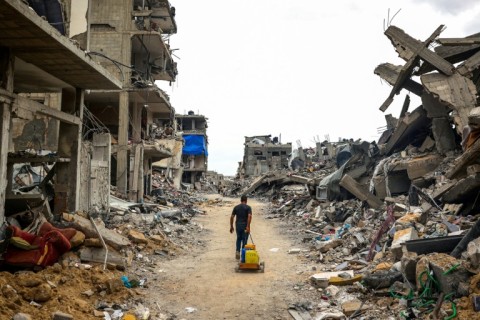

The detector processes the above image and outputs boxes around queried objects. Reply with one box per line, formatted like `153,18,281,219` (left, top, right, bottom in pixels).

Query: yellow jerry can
245,249,259,264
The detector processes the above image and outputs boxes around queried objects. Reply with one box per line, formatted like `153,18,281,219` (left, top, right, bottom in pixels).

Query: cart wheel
260,261,265,273
235,265,240,272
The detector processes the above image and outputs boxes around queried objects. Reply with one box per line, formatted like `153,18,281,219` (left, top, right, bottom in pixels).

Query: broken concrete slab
446,136,480,179
384,106,431,155
79,247,125,270
391,227,418,260
339,174,383,209
421,72,477,133
442,173,480,203
65,215,130,250
406,154,443,180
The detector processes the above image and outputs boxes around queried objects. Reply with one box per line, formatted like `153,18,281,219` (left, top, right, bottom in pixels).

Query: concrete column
0,47,13,222
55,88,84,215
132,103,141,142
116,91,129,195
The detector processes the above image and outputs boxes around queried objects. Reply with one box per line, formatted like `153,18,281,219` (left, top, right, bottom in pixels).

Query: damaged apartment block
176,111,209,189
70,0,179,203
239,135,291,178
0,0,122,225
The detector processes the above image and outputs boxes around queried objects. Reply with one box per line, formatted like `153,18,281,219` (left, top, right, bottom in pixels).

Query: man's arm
246,213,252,233
230,214,235,233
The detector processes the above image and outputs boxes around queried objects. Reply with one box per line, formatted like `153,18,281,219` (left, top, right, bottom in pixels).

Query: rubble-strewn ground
145,196,306,319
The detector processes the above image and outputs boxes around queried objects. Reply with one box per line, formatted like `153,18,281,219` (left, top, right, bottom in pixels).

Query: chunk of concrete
65,215,130,250
391,228,418,260
467,237,480,269
428,253,471,296
342,299,368,316
401,251,419,282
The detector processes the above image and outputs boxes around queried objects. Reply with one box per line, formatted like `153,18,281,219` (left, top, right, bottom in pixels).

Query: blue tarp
183,135,208,156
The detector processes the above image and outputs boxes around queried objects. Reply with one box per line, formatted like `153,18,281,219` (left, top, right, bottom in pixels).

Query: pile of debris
235,24,480,319
0,170,207,319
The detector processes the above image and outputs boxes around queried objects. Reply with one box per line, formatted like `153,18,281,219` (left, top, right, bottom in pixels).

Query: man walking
230,195,252,260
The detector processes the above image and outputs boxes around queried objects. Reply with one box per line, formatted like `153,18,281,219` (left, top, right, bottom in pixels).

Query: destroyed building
176,111,209,187
0,0,123,222
239,135,291,178
69,0,179,203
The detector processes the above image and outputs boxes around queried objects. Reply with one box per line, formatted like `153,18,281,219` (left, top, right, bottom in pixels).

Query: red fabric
38,221,77,240
4,225,72,268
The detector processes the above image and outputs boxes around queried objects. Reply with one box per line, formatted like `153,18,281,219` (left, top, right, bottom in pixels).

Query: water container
241,248,246,263
245,250,259,264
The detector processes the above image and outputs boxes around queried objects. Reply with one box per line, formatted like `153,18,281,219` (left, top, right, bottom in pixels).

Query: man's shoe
235,251,240,260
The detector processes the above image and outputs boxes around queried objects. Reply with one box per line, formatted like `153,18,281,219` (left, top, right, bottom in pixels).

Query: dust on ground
146,196,307,320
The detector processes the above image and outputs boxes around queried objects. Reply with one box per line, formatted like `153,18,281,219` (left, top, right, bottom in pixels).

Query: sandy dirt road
147,196,306,319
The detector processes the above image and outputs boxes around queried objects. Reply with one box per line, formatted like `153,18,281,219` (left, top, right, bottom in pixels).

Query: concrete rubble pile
0,174,207,319
235,24,480,319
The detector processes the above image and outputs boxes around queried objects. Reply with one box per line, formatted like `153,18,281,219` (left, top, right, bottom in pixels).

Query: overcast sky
157,0,480,176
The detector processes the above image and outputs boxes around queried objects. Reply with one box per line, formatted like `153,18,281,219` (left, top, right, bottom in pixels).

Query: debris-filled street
4,0,480,319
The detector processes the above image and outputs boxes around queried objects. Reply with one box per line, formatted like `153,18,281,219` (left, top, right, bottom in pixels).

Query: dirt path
147,196,305,319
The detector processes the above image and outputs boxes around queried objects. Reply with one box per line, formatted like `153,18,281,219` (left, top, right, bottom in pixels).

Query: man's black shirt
232,203,252,229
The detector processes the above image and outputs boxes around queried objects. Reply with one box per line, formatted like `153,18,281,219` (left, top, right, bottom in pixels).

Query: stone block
406,154,442,180
467,237,480,268
342,299,368,316
128,229,148,244
401,251,419,282
428,253,471,296
52,311,74,320
391,228,418,260
317,239,343,253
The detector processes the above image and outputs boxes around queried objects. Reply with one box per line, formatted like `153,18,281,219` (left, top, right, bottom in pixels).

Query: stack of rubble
236,24,480,319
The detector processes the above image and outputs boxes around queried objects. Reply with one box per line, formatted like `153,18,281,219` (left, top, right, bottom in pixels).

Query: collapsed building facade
238,135,291,178
0,0,122,222
69,0,179,203
176,111,208,187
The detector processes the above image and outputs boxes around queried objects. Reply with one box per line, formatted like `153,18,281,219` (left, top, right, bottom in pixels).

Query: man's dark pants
236,227,249,252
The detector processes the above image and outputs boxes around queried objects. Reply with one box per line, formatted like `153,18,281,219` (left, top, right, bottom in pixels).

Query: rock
105,278,124,294
467,237,480,268
149,235,165,244
84,238,103,247
51,311,74,320
33,283,53,302
13,313,32,320
428,253,470,296
391,227,418,260
317,239,343,253
69,231,86,247
401,251,419,282
59,251,81,267
415,256,430,290
324,285,340,297
82,289,95,297
93,310,105,317
16,272,42,287
2,284,18,300
128,230,148,244
375,262,392,271
342,299,367,316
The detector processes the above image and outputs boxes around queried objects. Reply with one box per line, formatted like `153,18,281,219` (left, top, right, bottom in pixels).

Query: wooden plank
339,174,383,209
